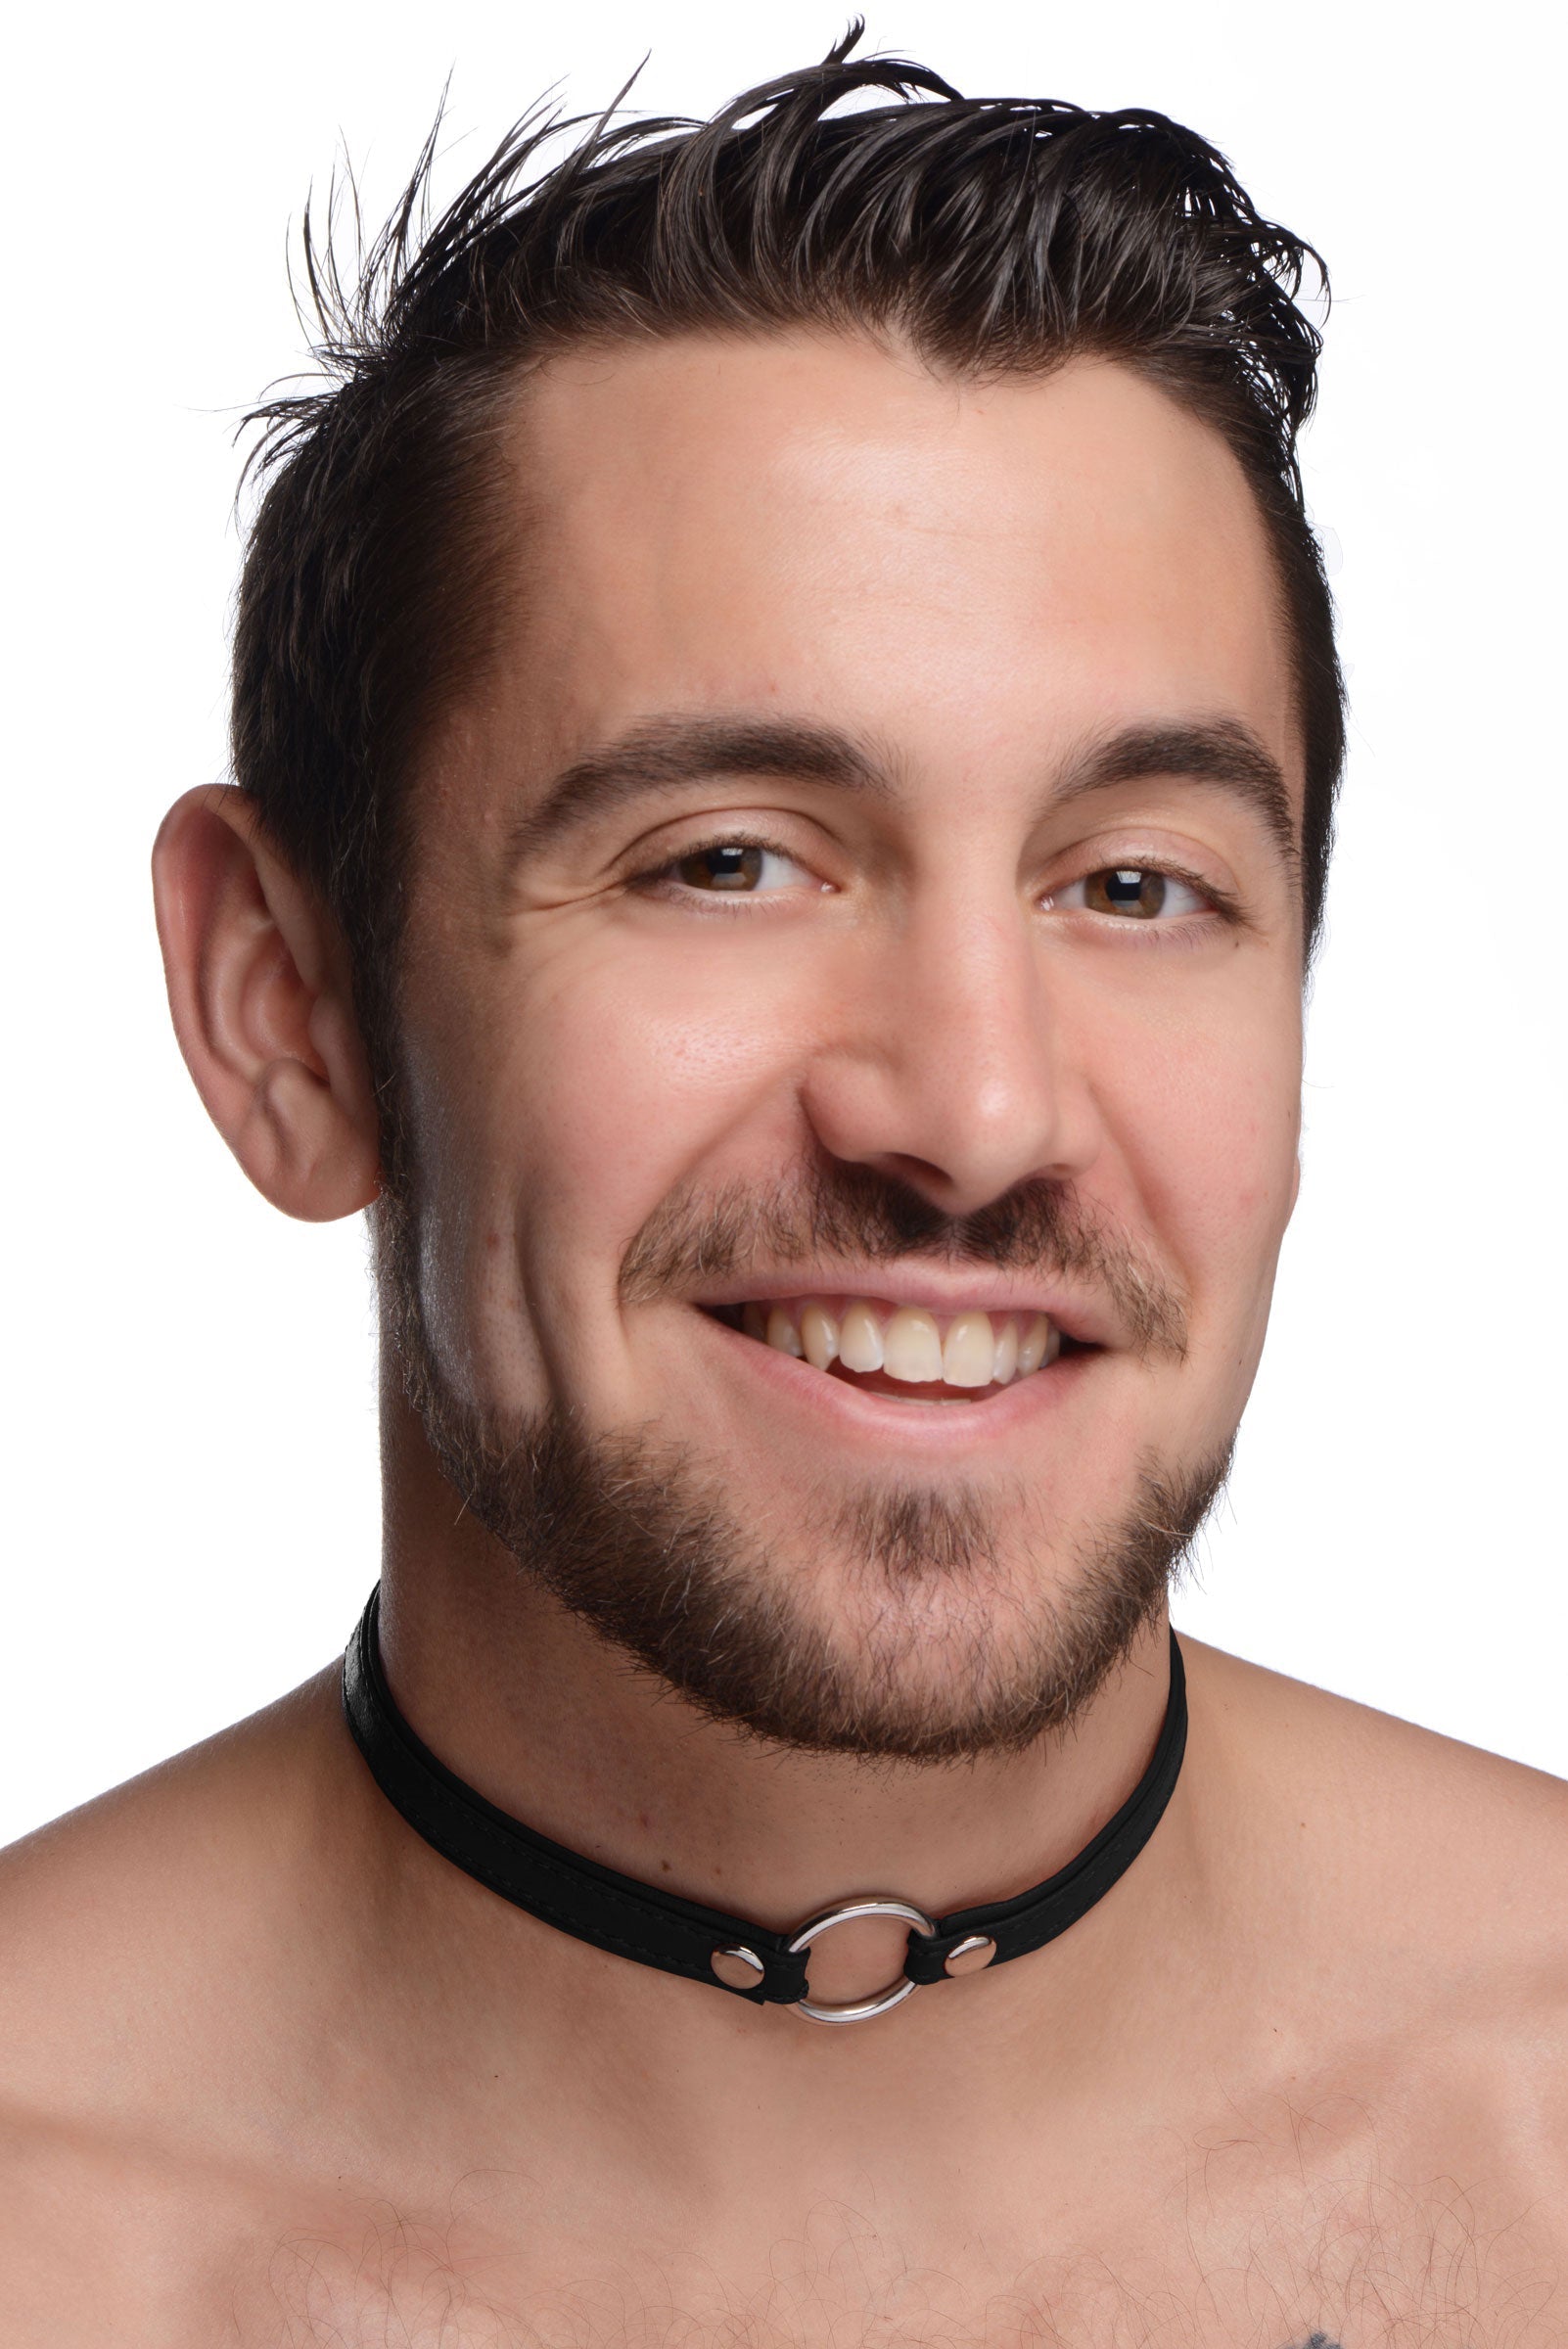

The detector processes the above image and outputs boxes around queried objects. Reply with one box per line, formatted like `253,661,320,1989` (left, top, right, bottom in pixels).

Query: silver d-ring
786,1896,938,2024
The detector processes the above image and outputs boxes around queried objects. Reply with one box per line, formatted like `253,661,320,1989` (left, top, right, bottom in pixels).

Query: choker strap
342,1588,1187,2026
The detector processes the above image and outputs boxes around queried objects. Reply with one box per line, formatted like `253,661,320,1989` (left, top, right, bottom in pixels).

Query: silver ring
786,1896,937,2024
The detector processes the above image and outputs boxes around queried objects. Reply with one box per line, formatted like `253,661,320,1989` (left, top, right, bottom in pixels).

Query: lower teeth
829,1367,989,1403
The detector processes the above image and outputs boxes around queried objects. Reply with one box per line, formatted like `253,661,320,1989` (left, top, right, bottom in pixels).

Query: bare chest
10,2063,1560,2349
220,2148,1558,2349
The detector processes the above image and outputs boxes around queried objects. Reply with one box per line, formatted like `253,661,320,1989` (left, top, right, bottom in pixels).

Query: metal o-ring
786,1896,938,2024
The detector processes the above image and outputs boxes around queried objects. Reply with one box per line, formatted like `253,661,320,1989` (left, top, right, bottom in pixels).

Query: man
1,32,1563,2345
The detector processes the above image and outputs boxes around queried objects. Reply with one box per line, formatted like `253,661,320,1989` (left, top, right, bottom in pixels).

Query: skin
1,337,1565,2346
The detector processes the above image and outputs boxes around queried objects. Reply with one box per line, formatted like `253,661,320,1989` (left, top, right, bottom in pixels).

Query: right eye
638,839,823,897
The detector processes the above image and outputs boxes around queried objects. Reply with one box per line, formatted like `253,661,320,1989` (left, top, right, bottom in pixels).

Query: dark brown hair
234,24,1343,1104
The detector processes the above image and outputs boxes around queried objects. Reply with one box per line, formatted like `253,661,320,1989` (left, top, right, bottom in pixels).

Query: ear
152,786,383,1221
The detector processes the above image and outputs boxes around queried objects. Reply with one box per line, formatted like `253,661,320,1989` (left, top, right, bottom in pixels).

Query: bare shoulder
1182,1635,1568,2207
0,1667,350,2082
1183,1632,1568,1923
1155,1637,1568,2342
0,1671,357,2341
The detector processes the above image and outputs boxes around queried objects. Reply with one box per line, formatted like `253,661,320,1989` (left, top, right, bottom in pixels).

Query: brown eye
674,844,765,891
1084,867,1168,918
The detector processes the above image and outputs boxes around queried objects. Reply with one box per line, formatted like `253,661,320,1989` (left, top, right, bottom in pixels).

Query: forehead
483,332,1297,812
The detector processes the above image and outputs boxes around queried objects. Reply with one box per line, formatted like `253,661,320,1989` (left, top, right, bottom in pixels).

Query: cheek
1095,971,1302,1347
405,925,819,1373
516,937,809,1234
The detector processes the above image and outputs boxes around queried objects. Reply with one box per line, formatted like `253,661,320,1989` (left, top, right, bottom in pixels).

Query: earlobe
152,785,383,1221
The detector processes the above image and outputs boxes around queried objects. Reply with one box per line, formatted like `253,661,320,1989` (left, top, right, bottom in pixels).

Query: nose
800,890,1101,1218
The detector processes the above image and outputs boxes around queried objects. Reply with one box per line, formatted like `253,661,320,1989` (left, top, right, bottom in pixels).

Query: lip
687,1301,1102,1454
685,1271,1116,1350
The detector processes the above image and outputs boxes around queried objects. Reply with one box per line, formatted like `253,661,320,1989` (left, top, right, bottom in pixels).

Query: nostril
877,1152,963,1198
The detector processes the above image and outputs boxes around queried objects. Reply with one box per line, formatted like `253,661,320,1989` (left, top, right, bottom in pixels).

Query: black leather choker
343,1587,1187,2026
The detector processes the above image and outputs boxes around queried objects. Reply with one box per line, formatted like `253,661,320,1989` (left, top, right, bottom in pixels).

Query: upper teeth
740,1298,1060,1390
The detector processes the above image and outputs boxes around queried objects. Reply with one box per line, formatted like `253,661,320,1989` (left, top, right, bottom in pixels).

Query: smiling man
1,34,1564,2349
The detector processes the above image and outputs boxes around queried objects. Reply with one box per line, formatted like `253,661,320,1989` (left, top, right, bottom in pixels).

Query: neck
367,1389,1215,2041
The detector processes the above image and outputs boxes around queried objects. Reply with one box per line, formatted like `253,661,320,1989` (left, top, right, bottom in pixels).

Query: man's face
387,335,1304,1754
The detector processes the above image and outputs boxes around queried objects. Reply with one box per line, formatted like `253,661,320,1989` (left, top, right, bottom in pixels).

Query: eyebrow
506,715,890,864
506,711,1297,876
1051,718,1299,879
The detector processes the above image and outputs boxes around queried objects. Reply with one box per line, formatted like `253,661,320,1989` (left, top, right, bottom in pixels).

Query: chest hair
243,2167,1557,2349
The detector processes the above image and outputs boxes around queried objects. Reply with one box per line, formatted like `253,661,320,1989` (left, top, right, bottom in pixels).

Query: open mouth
704,1294,1096,1405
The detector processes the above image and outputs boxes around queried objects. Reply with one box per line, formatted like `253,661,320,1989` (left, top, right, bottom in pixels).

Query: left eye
662,842,814,894
1049,867,1210,920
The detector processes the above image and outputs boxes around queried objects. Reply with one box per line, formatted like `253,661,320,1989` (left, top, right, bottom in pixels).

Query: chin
410,1352,1228,1758
669,1486,1191,1761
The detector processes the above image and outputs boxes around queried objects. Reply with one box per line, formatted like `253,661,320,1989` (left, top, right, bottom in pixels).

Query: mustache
619,1160,1187,1361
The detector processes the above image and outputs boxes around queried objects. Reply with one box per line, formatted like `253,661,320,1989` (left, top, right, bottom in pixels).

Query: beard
376,1154,1230,1763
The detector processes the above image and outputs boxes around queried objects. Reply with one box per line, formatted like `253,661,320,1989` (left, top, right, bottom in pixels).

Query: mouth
702,1293,1098,1405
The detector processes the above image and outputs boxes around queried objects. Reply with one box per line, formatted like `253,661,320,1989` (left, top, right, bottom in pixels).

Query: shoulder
1183,1635,1568,2204
0,1667,348,2090
0,1670,357,2334
1183,1632,1568,1922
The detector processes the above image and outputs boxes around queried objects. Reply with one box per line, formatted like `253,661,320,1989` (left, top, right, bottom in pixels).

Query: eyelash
626,834,1242,929
625,833,815,901
1049,862,1245,928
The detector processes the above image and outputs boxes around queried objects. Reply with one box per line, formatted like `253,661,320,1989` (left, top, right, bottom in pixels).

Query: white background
4,0,1563,1849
